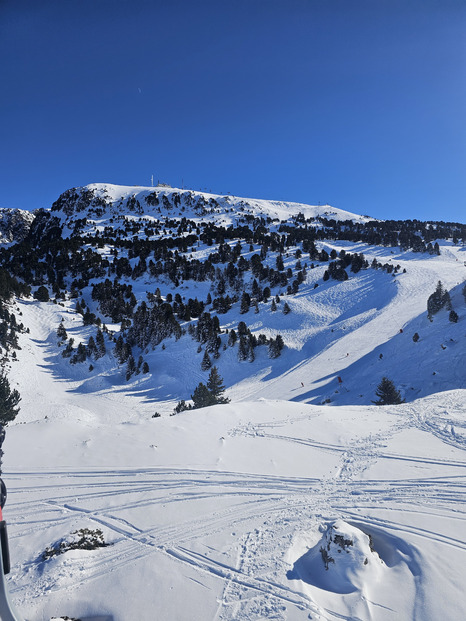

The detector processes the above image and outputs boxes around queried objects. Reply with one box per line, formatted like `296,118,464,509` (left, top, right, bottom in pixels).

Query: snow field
4,315,466,620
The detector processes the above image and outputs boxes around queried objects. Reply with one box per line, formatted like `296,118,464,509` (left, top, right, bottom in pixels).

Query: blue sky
1,0,465,222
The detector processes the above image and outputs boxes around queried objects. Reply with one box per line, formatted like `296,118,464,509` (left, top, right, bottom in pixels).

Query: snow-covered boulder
319,520,383,586
289,519,384,594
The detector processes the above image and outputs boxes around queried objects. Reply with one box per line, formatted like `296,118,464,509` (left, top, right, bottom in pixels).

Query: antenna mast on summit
151,175,154,187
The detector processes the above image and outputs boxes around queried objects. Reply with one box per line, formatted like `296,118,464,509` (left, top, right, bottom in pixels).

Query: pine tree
427,281,452,319
191,382,214,408
87,335,97,358
238,336,249,361
173,400,190,413
372,377,405,405
62,337,75,358
206,367,229,404
71,342,87,364
114,335,124,361
201,350,212,371
125,355,136,380
268,337,281,359
276,334,284,351
96,329,106,358
449,309,458,323
0,372,20,424
57,320,67,342
283,302,291,314
34,285,49,302
240,292,250,314
227,329,237,347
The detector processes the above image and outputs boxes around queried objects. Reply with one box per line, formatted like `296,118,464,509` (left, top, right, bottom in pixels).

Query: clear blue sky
1,0,465,222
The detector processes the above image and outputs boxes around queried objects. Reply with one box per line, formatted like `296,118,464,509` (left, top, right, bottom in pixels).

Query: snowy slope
2,266,465,621
34,238,462,411
80,183,371,222
0,184,465,620
43,183,372,239
230,241,466,406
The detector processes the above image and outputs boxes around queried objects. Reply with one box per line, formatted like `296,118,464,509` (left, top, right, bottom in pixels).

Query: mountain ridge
49,182,376,225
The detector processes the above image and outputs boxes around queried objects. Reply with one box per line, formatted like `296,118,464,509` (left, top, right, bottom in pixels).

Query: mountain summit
49,182,373,225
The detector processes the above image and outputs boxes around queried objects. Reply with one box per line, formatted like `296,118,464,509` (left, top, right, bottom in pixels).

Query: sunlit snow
2,185,465,620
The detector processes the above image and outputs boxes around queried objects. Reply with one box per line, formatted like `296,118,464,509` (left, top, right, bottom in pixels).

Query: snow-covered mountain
49,182,374,226
0,207,35,243
1,183,465,620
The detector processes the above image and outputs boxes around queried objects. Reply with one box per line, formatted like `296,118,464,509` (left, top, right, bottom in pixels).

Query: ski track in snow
7,398,466,620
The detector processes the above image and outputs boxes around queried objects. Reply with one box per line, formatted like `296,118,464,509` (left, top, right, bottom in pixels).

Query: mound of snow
289,519,384,594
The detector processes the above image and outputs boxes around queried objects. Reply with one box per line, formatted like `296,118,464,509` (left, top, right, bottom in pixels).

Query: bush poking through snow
43,528,108,560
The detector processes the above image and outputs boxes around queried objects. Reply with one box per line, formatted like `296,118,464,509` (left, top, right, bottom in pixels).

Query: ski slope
2,253,466,620
1,183,465,620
